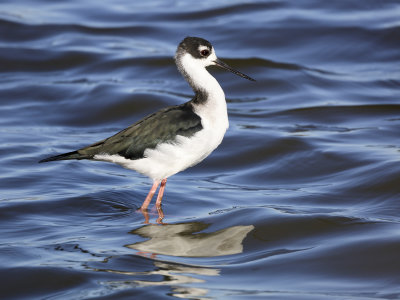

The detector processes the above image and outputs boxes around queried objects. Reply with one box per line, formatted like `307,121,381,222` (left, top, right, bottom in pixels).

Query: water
1,0,400,299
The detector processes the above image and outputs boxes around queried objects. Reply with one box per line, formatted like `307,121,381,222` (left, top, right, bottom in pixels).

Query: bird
39,36,255,216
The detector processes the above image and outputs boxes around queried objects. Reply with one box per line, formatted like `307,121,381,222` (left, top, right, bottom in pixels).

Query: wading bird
40,37,255,222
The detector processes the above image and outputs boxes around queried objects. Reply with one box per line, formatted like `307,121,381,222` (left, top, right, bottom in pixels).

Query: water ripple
1,0,400,299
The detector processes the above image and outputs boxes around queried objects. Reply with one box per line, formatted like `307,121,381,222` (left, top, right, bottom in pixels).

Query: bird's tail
39,150,90,163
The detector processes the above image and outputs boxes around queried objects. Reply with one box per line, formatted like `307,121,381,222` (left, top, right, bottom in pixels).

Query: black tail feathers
39,150,89,163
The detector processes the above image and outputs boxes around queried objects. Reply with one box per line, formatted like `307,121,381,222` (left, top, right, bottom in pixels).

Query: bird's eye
200,49,210,56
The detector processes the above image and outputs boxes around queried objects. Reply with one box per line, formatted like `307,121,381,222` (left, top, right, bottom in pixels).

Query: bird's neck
186,66,227,126
176,54,228,130
177,54,225,106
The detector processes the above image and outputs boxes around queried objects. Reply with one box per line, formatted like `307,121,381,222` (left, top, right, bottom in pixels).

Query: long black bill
214,58,256,82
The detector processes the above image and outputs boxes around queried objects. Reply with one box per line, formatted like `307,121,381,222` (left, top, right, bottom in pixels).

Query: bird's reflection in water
128,222,254,257
96,222,253,299
122,222,253,299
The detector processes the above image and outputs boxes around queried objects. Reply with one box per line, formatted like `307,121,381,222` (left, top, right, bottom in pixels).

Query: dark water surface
1,0,400,299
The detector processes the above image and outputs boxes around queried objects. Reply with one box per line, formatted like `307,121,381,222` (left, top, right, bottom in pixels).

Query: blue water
1,1,400,299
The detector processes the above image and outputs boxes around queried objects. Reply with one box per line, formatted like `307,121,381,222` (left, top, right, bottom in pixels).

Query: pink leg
141,209,150,224
156,206,165,224
140,180,159,211
155,178,167,208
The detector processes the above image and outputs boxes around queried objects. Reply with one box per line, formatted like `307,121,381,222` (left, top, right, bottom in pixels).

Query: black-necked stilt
40,37,255,216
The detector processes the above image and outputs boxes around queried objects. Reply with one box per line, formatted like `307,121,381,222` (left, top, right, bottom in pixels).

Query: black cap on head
177,37,213,59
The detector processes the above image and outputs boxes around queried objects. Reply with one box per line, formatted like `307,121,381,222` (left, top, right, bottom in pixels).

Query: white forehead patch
198,45,212,52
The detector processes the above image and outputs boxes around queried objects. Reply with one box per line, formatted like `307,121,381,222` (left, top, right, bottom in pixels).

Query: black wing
40,101,203,162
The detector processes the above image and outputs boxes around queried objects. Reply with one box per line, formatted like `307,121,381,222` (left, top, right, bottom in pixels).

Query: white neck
177,53,225,103
176,53,228,130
